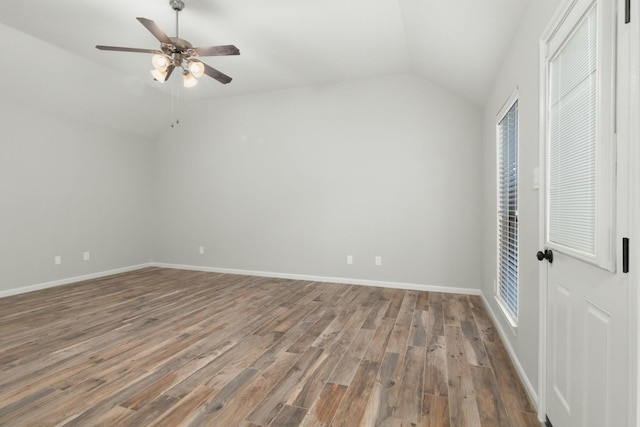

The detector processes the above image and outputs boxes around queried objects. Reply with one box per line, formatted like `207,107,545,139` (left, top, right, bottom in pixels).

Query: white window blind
548,6,597,256
498,99,518,320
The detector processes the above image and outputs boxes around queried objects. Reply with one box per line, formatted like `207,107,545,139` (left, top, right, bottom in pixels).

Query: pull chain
171,78,175,127
171,77,180,128
176,80,180,126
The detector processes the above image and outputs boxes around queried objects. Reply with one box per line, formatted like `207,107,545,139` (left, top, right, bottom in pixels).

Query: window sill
494,295,518,336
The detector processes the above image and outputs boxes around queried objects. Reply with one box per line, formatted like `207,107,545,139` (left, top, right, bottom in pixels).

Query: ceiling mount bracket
170,0,185,12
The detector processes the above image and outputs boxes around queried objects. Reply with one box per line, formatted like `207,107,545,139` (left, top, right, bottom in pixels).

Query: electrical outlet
83,251,90,261
375,256,382,266
347,255,353,265
199,246,205,255
54,256,62,265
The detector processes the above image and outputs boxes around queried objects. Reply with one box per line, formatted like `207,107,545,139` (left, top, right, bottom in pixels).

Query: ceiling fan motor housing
166,37,193,52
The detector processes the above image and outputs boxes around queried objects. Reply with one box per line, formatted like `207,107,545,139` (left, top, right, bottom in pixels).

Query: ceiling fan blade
136,17,172,44
192,45,240,57
164,64,176,81
202,63,232,84
96,45,162,54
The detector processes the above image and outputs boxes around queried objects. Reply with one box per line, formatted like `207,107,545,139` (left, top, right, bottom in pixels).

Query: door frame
629,0,640,423
536,0,639,423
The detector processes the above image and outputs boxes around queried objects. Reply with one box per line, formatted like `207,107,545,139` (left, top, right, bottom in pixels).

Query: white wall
154,74,483,289
481,0,563,401
0,101,154,293
0,23,171,139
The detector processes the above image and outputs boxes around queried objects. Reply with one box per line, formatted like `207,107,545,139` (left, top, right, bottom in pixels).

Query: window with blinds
548,5,597,256
497,99,519,321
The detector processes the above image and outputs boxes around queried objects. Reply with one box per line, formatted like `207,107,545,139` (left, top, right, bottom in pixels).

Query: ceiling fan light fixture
152,54,170,72
96,0,240,128
182,70,198,88
187,60,205,78
151,68,168,82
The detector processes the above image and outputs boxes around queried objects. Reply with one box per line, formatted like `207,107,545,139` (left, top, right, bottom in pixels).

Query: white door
540,0,633,426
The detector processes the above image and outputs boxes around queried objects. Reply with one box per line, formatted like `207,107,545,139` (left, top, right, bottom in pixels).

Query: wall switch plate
533,166,540,190
199,246,205,255
55,256,62,265
83,251,90,261
375,256,382,266
347,255,353,265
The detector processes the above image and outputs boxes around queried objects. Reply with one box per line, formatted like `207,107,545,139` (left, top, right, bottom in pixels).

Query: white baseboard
151,262,482,296
480,292,539,409
0,263,154,299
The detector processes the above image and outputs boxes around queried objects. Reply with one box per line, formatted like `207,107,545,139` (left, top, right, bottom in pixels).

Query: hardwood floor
0,268,541,426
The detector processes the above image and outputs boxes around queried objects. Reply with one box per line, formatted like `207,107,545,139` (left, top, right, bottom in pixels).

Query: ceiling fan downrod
170,0,184,38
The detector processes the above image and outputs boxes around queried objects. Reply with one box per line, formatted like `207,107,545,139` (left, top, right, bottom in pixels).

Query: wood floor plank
460,319,490,367
286,312,337,354
484,339,536,413
385,312,412,357
327,328,375,386
118,394,181,426
147,384,218,427
447,375,482,427
182,367,259,426
311,310,355,349
329,359,380,427
0,268,540,426
0,387,61,423
444,293,474,326
289,350,343,409
470,365,510,427
52,369,179,425
409,310,428,347
415,291,431,311
269,404,308,426
299,382,347,426
422,393,450,427
95,405,135,425
398,290,418,318
198,352,301,427
505,407,543,427
363,317,395,363
251,319,318,371
446,323,482,427
468,295,497,343
360,351,400,426
384,290,405,319
361,299,390,330
425,334,448,397
445,325,469,377
428,302,445,336
246,346,325,425
204,334,283,391
393,345,425,423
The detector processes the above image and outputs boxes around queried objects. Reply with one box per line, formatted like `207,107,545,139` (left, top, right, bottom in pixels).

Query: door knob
536,249,553,263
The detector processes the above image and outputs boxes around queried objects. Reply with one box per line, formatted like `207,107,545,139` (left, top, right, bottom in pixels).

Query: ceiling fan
96,0,239,87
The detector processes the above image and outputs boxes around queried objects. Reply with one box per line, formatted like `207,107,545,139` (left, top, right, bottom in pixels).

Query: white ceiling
0,0,529,137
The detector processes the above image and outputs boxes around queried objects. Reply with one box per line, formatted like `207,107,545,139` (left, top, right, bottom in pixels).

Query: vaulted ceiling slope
0,0,528,137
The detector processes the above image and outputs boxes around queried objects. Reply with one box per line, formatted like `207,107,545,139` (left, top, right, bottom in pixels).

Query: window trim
496,89,520,328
